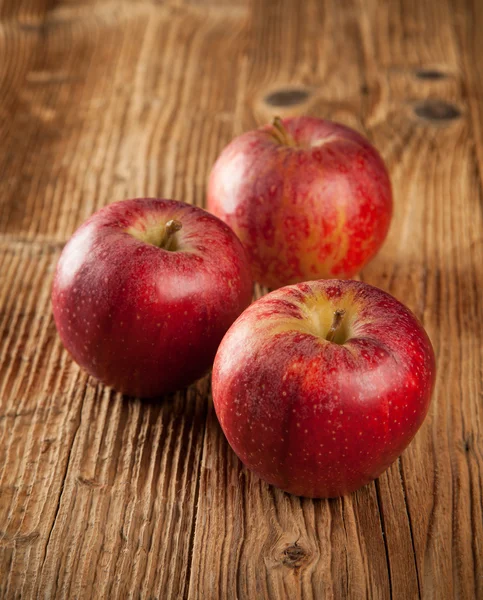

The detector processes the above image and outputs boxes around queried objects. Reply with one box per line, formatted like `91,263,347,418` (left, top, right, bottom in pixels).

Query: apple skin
212,279,435,498
52,198,253,398
207,116,392,289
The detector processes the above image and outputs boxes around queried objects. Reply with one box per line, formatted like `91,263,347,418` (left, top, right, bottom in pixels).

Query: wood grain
0,0,482,598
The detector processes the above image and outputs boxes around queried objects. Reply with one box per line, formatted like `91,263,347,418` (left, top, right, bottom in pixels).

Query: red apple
212,279,435,498
207,116,392,289
52,198,252,398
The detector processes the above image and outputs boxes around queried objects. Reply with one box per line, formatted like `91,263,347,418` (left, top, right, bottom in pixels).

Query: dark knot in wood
414,100,461,122
281,542,309,569
415,69,447,80
264,88,310,107
463,434,473,453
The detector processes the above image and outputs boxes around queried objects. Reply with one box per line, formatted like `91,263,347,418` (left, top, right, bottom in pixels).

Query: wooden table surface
1,0,482,598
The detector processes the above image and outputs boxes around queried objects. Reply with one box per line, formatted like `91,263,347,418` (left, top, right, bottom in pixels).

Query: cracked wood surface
0,0,482,598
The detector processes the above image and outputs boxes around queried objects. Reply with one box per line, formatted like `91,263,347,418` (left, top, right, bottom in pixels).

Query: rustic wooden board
0,0,482,598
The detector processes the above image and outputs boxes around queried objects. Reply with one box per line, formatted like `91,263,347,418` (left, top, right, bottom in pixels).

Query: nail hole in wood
414,100,461,122
264,88,310,107
415,69,447,80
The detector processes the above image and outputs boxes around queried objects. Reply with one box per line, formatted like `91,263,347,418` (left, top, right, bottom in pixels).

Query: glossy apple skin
52,198,253,398
212,279,435,498
207,116,392,289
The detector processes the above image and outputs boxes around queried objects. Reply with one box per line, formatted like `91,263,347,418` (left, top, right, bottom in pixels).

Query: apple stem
163,219,182,251
326,309,346,342
272,116,295,146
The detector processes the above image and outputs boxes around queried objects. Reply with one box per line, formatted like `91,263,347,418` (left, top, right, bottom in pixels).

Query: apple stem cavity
272,116,296,147
163,219,183,251
326,309,346,343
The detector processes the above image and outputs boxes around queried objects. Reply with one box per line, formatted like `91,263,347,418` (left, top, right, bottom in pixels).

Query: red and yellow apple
212,279,435,498
52,198,253,398
208,116,392,289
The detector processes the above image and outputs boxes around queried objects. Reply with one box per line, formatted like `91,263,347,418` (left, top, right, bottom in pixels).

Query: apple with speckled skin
212,279,435,498
52,198,253,398
207,116,392,289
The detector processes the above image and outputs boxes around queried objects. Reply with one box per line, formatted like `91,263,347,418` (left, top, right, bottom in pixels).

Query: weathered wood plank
0,0,248,243
359,1,483,599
